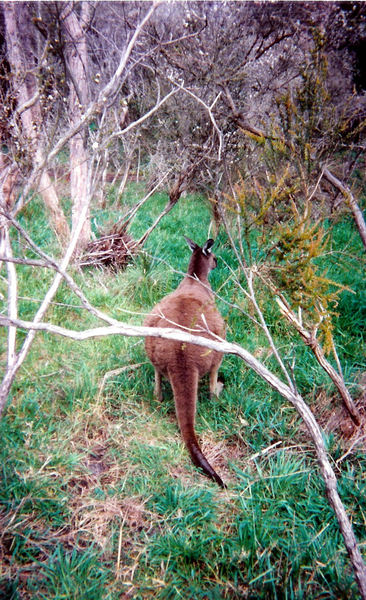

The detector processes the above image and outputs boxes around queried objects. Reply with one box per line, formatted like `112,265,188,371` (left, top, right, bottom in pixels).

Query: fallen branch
79,222,135,270
0,316,366,600
1,314,366,597
276,295,361,426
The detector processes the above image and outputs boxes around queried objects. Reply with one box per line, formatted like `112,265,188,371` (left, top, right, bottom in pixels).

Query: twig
249,441,283,461
95,363,146,407
218,202,296,391
3,223,17,367
135,195,177,248
116,516,126,579
336,435,366,465
123,170,172,229
247,268,296,393
170,81,224,160
105,87,178,146
0,211,121,327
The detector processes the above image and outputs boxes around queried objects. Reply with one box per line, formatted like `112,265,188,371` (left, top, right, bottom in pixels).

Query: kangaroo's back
145,286,223,377
144,237,226,487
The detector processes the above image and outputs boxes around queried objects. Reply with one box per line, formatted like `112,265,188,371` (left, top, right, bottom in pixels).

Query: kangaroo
144,237,226,488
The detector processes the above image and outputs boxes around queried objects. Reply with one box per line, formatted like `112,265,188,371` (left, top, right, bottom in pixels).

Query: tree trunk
61,2,91,255
3,2,70,245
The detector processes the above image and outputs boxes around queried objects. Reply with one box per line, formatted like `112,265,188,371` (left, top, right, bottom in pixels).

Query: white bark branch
0,316,317,401
14,1,161,216
1,314,366,595
173,83,224,160
106,87,178,145
3,225,17,368
0,199,90,414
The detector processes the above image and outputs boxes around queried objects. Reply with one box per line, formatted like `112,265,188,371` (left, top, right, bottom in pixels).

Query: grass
0,184,365,599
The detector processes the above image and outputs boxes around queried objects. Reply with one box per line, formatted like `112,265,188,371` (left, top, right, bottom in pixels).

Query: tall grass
0,187,365,599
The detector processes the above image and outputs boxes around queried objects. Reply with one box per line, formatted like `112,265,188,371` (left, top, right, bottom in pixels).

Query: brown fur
144,237,226,487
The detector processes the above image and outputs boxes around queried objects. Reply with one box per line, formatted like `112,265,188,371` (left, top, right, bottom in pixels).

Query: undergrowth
0,185,365,599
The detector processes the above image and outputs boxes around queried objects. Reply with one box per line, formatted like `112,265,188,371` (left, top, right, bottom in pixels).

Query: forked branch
277,295,361,425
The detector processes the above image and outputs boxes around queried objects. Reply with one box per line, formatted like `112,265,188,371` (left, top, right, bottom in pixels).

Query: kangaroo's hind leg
154,368,163,401
209,362,224,398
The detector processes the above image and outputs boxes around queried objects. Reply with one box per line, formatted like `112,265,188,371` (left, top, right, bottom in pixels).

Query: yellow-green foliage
275,34,333,167
229,170,349,353
224,34,362,356
270,203,350,353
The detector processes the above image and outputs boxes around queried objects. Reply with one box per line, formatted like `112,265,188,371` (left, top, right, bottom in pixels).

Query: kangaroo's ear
202,239,215,256
184,236,198,253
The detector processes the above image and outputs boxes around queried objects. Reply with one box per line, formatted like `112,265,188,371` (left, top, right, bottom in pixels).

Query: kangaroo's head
184,236,217,281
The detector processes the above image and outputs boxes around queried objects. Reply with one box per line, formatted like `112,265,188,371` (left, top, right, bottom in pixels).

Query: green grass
0,185,365,599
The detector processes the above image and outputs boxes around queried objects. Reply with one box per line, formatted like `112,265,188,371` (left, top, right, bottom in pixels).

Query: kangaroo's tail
168,367,226,488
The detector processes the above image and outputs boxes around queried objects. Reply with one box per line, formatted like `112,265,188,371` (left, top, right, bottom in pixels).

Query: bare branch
276,295,361,425
3,225,17,368
1,310,366,594
0,211,122,328
223,86,266,139
134,164,200,248
14,90,40,118
175,85,224,160
0,198,91,415
122,170,172,229
0,315,326,402
14,1,162,215
323,168,366,252
106,87,178,144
